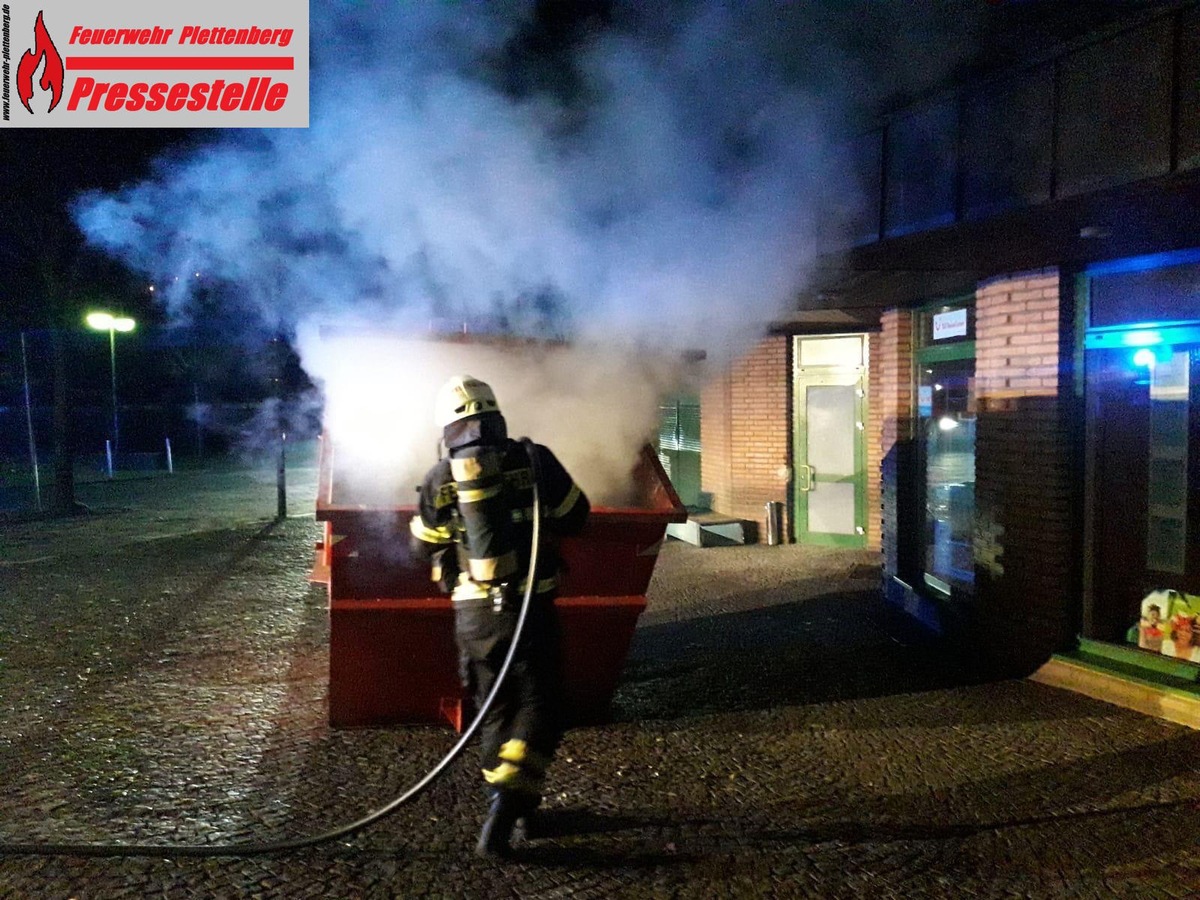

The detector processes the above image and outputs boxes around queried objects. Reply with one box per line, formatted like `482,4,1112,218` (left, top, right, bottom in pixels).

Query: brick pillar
879,310,915,579
730,336,790,527
866,331,883,552
700,367,733,514
974,268,1079,673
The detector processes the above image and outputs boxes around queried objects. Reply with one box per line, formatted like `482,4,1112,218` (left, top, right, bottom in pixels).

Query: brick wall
700,336,790,529
705,333,882,545
700,362,732,514
878,310,915,578
973,268,1080,672
866,332,883,552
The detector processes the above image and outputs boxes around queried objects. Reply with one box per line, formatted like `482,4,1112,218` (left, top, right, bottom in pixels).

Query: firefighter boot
512,794,544,843
476,790,521,859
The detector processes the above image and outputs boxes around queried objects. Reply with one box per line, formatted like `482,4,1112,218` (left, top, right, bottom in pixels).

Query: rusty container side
316,438,686,728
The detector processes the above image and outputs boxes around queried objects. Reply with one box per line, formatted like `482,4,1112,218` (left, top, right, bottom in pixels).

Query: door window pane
1146,349,1190,573
809,481,857,535
921,360,976,593
807,385,856,476
805,384,858,536
799,336,863,367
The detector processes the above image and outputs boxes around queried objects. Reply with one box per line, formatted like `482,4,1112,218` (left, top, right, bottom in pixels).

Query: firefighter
409,375,590,858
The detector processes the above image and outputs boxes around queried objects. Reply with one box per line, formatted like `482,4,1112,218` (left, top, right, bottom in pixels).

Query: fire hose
0,439,545,858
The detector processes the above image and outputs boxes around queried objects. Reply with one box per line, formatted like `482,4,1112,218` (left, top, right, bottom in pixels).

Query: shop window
1057,19,1172,197
1180,7,1200,171
884,101,958,238
1083,258,1200,659
961,65,1054,218
1147,350,1190,574
919,360,976,594
1089,257,1200,328
914,301,976,598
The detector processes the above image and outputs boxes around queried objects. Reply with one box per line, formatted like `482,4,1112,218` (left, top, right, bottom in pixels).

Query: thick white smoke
73,1,878,505
301,331,696,507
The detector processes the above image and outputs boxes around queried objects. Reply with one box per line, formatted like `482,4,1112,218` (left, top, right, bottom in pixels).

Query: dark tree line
0,130,187,514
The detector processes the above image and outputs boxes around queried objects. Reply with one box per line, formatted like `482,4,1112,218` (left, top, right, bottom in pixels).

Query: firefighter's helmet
435,375,501,428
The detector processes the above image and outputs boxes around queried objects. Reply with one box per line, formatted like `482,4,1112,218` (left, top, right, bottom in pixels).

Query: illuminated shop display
1084,252,1200,664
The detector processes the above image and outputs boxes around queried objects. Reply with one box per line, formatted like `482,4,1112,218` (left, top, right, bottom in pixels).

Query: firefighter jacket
410,438,590,601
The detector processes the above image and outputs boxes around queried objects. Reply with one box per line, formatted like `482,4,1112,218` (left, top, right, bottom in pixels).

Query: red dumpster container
313,435,686,728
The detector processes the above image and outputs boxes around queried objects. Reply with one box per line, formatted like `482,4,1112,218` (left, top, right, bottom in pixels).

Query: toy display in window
1129,590,1200,662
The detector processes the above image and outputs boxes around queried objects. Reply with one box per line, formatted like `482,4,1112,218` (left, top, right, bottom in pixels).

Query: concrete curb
1031,656,1200,730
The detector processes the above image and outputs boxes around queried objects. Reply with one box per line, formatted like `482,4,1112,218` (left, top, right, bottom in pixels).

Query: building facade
692,2,1200,725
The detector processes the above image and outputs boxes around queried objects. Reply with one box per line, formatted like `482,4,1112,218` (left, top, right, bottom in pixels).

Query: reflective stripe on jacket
410,439,590,599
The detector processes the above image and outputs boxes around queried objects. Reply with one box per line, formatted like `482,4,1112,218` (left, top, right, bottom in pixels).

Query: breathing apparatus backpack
450,442,520,593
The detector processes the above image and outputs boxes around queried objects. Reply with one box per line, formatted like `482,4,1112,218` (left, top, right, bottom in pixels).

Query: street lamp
85,311,136,455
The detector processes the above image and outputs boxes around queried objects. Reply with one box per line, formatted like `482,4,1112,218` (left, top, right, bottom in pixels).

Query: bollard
165,437,174,474
105,440,114,479
765,500,784,546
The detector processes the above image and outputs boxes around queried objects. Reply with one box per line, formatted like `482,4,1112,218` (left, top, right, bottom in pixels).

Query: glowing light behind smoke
299,328,693,507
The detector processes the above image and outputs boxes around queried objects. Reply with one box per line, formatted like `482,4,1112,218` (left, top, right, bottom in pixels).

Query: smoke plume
74,0,888,504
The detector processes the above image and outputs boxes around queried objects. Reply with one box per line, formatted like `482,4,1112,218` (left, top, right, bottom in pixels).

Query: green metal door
793,337,867,547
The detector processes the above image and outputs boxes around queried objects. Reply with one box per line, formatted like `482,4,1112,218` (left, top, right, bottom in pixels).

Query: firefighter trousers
454,594,564,793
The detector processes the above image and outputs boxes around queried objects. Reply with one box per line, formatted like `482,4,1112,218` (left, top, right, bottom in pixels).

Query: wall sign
932,308,968,340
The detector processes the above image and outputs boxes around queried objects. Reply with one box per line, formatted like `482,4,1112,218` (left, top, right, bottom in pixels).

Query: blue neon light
1086,247,1200,277
1121,330,1163,347
1084,321,1200,350
1132,349,1156,367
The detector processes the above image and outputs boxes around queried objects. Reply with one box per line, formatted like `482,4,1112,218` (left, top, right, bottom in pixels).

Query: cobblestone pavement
2,467,1200,898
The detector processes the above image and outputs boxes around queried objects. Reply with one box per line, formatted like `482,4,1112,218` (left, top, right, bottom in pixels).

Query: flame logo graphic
17,11,65,114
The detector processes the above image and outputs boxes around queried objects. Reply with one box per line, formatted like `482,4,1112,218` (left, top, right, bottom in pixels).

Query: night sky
0,0,1174,311
0,0,1181,412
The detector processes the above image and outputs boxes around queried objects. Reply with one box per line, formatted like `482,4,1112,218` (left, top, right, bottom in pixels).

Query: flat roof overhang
801,168,1200,313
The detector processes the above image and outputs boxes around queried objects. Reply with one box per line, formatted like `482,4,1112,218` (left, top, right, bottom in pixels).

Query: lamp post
85,311,136,455
19,331,41,510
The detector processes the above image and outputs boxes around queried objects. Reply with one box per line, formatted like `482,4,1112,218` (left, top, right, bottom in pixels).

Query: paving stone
1,467,1199,897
